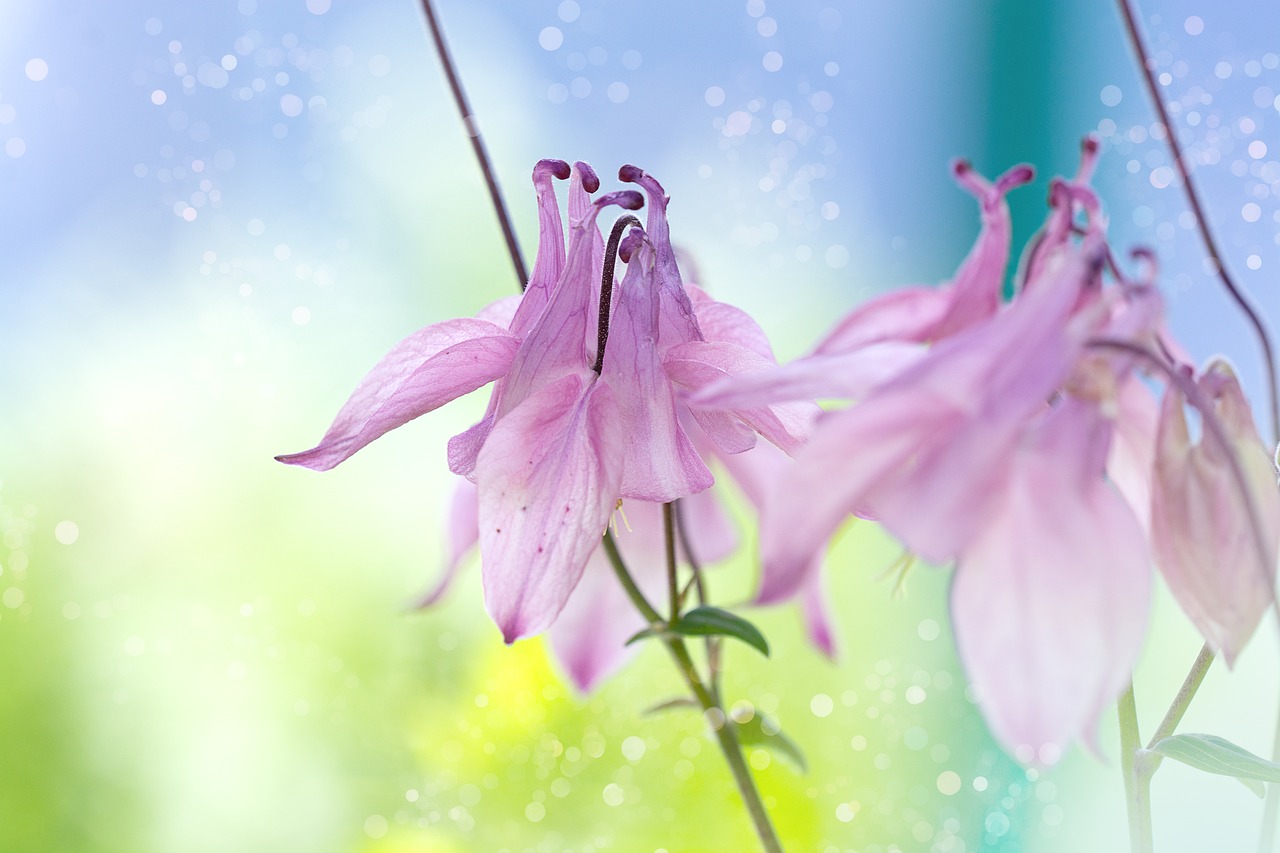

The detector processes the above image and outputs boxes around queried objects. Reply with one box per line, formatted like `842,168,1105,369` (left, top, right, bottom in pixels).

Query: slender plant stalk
663,502,680,620
1115,0,1280,442
418,0,528,291
1145,643,1215,755
673,499,724,702
1118,683,1155,853
603,529,784,853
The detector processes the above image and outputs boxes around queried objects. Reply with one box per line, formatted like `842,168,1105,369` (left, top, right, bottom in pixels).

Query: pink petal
688,285,775,359
277,318,519,471
1150,362,1280,666
413,477,479,608
665,340,820,454
477,373,625,643
799,558,837,659
1107,375,1159,535
601,239,714,502
952,399,1149,764
549,501,668,691
693,343,928,410
677,485,739,565
813,286,953,354
507,159,571,337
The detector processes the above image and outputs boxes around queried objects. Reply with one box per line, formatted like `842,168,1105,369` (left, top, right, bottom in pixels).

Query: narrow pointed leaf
734,714,808,772
1152,733,1280,797
673,606,770,657
625,624,672,647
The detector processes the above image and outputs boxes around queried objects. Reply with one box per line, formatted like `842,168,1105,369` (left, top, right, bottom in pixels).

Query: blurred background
1,0,1278,850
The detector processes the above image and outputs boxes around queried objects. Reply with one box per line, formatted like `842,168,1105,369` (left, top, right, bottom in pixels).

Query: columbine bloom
700,146,1167,761
1150,359,1280,666
281,159,821,653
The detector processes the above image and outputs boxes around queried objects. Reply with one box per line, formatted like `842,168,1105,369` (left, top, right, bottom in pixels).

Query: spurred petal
813,162,1031,355
952,398,1150,764
478,372,625,643
1150,361,1280,665
619,165,704,347
277,318,519,471
602,239,714,501
507,159,571,337
413,477,479,608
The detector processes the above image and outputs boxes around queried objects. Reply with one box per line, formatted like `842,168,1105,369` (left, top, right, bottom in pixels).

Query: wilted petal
952,398,1149,764
413,477,479,608
478,373,625,643
277,318,519,471
1150,361,1280,666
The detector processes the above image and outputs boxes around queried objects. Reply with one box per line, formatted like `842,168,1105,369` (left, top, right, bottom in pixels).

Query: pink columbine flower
1150,359,1280,666
281,159,820,651
703,145,1167,761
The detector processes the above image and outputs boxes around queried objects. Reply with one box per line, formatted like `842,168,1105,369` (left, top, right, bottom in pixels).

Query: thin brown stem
418,0,528,291
1115,0,1280,443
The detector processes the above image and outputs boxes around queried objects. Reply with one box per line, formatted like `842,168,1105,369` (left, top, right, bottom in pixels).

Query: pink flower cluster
701,138,1280,763
280,144,1280,764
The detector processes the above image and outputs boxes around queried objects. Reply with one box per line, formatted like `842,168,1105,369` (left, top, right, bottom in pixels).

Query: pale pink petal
500,185,641,415
1107,375,1159,535
952,399,1149,764
507,159,571,337
758,400,926,600
474,294,523,330
620,165,704,347
813,285,953,354
1150,362,1280,666
664,340,820,454
688,285,775,359
478,373,625,643
277,318,519,471
689,408,757,455
413,477,479,608
677,486,739,564
799,558,837,659
602,239,714,501
549,502,668,691
693,343,928,410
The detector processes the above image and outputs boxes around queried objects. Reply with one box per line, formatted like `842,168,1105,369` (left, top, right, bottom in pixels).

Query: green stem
663,502,679,621
1145,643,1214,754
601,530,783,853
1118,683,1155,853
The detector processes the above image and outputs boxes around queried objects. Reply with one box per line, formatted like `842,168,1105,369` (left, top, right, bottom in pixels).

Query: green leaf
1152,734,1280,798
734,713,807,773
669,606,770,657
